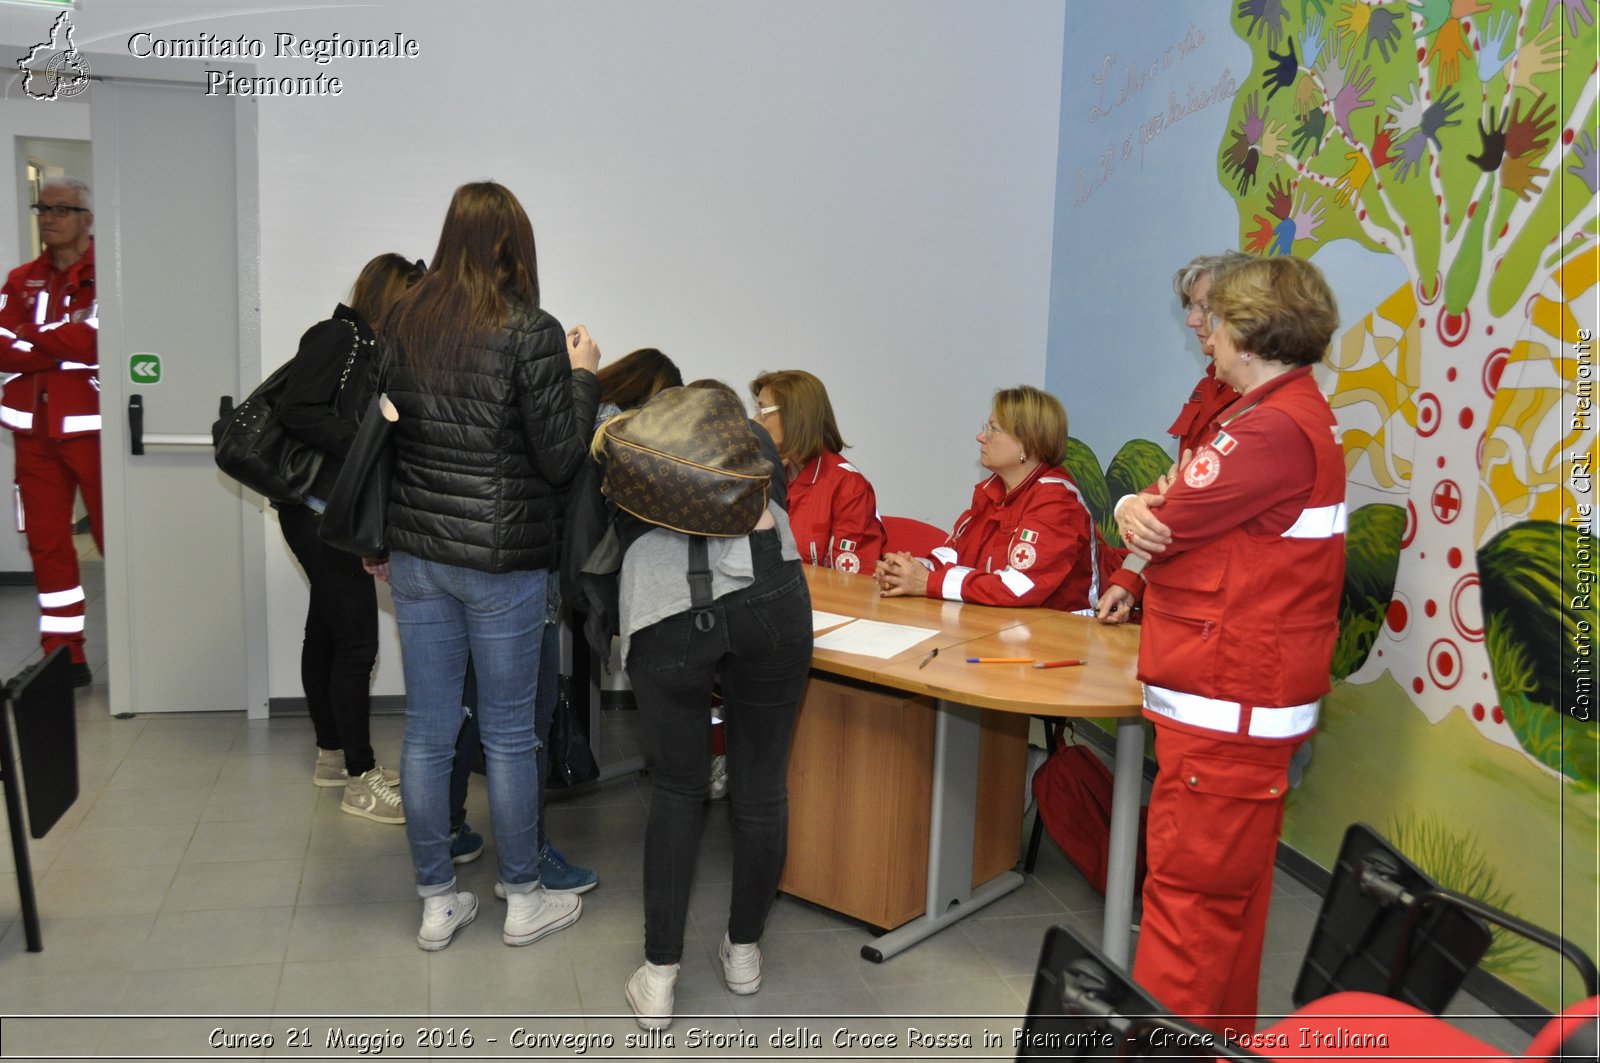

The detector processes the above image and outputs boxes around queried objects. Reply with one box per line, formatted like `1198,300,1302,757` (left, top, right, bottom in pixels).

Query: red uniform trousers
1132,721,1297,1035
14,427,102,663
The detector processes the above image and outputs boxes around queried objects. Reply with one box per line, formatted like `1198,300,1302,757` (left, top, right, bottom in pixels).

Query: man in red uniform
0,176,100,687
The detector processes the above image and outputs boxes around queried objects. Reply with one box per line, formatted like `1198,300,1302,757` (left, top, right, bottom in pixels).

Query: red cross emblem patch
1010,541,1037,570
1183,446,1222,488
835,551,861,574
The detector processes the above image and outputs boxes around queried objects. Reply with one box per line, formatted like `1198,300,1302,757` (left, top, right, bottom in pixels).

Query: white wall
1,0,1067,697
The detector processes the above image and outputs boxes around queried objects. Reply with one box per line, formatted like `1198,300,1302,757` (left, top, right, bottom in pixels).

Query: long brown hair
749,369,846,466
597,348,682,410
384,182,540,380
348,253,423,332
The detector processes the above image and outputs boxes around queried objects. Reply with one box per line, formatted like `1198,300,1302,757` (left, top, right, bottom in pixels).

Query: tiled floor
0,542,1532,1059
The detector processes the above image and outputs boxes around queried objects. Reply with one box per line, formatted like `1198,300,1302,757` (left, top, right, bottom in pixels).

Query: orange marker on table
965,657,1034,664
1033,659,1086,669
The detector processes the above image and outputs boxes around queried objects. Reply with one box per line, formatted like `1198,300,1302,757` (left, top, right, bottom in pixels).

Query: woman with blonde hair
1104,255,1344,1033
750,369,885,574
875,384,1101,610
380,181,601,951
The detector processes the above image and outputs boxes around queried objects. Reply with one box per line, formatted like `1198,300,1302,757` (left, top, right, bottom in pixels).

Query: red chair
882,515,946,558
1249,990,1597,1062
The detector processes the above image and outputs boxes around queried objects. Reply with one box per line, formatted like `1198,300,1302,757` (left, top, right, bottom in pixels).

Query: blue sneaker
539,843,597,894
450,823,484,865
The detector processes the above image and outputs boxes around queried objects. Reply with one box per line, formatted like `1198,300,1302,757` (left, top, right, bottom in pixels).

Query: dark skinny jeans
279,503,379,776
627,529,812,965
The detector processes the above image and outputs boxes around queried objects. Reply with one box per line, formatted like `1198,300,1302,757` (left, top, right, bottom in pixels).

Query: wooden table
791,567,1147,966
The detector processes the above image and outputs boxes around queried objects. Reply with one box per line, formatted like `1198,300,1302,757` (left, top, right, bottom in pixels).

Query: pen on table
966,657,1034,664
918,647,939,669
1033,658,1086,669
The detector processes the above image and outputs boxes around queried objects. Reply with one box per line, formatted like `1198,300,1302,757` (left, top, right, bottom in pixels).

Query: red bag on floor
1031,723,1148,895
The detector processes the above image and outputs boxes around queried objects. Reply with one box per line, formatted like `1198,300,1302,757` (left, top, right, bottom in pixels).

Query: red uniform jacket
926,462,1099,611
1137,368,1346,742
785,450,886,574
1166,363,1239,460
0,244,98,438
1106,365,1241,603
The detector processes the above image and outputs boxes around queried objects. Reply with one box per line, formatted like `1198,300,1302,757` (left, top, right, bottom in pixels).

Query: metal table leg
1102,714,1145,967
861,700,1024,962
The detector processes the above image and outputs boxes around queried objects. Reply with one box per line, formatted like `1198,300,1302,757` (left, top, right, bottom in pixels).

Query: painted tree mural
1220,0,1597,779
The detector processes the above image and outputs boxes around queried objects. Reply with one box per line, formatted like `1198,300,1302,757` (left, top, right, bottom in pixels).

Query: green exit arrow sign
129,353,162,385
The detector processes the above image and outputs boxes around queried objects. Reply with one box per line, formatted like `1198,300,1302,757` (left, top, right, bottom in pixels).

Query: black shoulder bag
212,320,362,504
319,349,395,557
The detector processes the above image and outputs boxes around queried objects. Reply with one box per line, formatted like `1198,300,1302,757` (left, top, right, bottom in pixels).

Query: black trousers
279,503,379,776
627,530,812,964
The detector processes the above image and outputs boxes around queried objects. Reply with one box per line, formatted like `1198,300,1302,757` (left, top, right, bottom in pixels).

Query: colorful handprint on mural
1222,0,1596,779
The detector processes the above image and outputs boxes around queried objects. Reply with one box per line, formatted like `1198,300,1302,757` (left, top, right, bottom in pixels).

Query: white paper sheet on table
812,610,855,634
812,618,939,659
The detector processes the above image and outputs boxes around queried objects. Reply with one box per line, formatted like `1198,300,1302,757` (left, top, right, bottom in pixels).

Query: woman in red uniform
750,370,885,574
1100,250,1252,621
1104,255,1344,1033
1164,250,1254,460
874,385,1100,611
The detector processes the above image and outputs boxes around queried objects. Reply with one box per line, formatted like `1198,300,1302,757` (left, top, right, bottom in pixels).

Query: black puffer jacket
384,307,600,573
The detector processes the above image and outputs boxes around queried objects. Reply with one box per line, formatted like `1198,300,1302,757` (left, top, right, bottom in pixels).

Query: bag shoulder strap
688,536,715,632
335,318,365,393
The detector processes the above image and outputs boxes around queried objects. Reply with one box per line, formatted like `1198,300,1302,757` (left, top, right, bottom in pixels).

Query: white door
88,55,266,716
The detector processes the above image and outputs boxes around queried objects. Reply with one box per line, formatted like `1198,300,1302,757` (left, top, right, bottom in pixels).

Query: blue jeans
390,553,545,897
450,615,560,852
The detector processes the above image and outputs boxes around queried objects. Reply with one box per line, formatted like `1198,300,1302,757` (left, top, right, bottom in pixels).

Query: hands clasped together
873,551,929,598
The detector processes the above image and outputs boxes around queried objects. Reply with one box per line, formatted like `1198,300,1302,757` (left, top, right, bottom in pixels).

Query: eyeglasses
1207,312,1223,334
30,204,89,218
978,420,1007,437
757,404,779,418
1190,299,1212,317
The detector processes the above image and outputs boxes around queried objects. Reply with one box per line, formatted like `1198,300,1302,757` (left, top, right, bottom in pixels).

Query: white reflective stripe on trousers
39,586,85,608
1143,683,1318,739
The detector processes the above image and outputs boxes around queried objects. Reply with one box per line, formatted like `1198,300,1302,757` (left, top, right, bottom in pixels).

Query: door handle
126,395,214,455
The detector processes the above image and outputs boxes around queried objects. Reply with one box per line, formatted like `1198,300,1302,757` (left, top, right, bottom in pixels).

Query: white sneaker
625,961,678,1030
417,890,477,951
502,886,581,946
719,933,762,994
341,767,405,824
